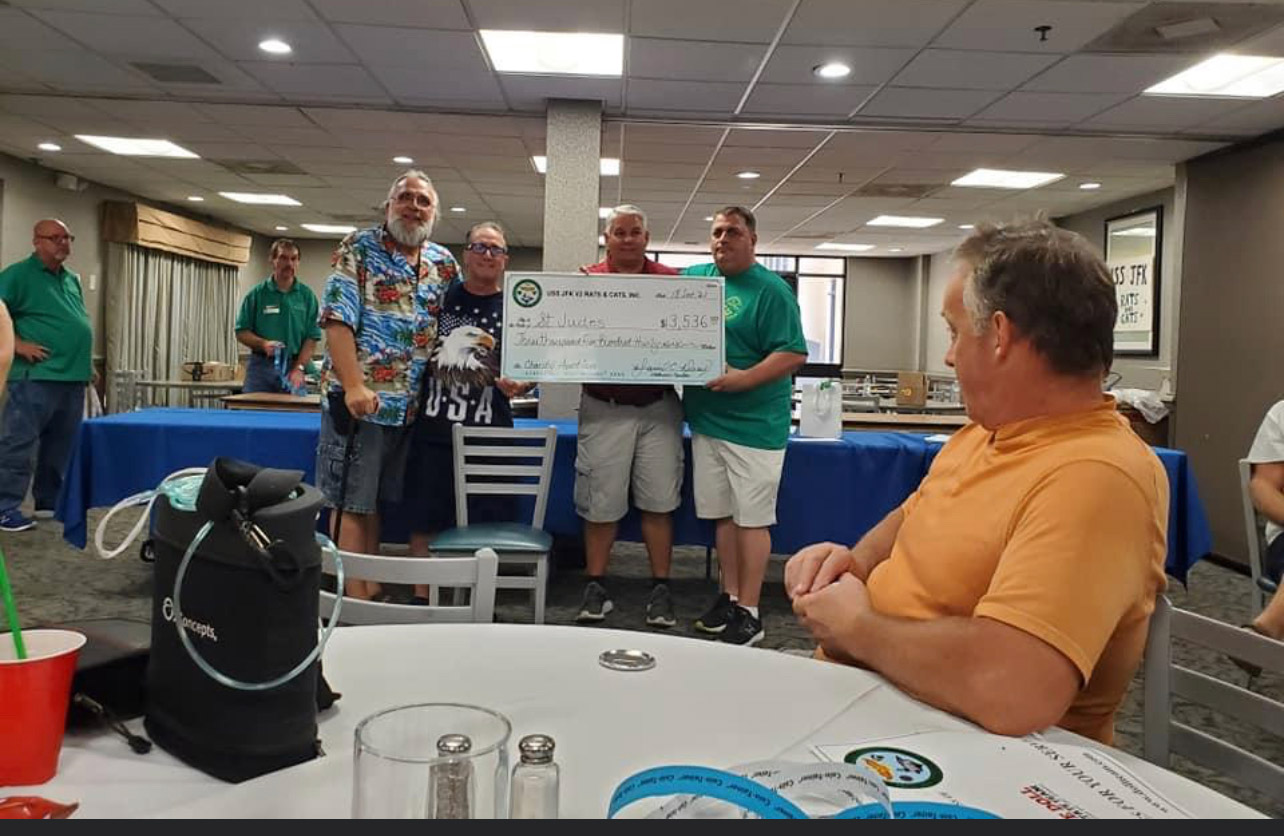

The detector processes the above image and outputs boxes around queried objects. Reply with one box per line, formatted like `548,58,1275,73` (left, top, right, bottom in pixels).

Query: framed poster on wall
1105,206,1162,357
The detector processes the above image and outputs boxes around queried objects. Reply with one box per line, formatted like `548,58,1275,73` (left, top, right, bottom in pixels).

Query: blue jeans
242,353,287,394
0,380,86,513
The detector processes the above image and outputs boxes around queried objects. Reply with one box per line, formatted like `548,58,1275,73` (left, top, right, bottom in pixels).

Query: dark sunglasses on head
465,242,508,257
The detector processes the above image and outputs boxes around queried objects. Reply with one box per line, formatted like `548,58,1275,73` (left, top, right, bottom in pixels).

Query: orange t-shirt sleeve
973,460,1166,682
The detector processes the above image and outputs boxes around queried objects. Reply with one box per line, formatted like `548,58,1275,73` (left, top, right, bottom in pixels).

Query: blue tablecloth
59,409,1212,581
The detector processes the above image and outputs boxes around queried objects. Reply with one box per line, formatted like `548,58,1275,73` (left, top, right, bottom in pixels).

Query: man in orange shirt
787,219,1167,745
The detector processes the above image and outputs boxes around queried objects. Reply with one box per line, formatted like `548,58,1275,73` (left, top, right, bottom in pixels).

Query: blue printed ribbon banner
501,272,725,385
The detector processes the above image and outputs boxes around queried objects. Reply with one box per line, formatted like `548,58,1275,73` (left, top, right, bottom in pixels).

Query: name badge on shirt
263,305,281,314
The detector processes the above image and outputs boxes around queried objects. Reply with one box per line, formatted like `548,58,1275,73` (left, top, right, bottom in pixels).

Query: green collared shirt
235,277,322,366
0,254,92,382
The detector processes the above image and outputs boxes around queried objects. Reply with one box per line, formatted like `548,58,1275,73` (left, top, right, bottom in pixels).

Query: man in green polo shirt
0,219,93,532
682,206,808,646
235,238,321,394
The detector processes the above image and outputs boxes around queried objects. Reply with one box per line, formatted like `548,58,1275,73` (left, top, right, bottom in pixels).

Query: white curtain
105,243,238,408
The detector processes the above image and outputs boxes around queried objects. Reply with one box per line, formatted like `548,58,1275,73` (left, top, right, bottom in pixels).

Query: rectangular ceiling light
531,155,620,176
1111,228,1156,237
301,223,357,235
867,215,944,229
951,168,1064,189
75,135,198,158
480,30,624,76
816,242,875,252
219,192,302,206
1145,54,1284,98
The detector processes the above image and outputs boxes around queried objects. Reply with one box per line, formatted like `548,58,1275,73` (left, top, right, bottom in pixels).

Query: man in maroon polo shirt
575,205,684,628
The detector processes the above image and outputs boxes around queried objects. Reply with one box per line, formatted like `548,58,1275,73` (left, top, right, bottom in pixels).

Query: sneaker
0,509,35,532
694,592,737,634
575,581,613,623
644,584,677,628
720,606,765,647
33,509,55,521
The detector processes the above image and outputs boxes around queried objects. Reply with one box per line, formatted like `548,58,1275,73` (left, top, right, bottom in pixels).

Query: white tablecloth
21,624,1262,818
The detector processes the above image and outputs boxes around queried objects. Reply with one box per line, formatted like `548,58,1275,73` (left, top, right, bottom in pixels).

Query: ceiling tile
759,45,916,86
1021,54,1197,94
628,38,765,83
195,103,313,127
969,91,1128,126
1081,95,1249,130
622,141,717,163
333,26,485,69
181,20,357,63
312,0,470,28
891,49,1059,91
500,76,622,113
741,83,877,118
933,0,1144,53
784,0,970,48
237,63,391,102
152,0,319,19
859,87,1001,120
31,10,221,59
0,50,157,92
368,64,507,108
1191,98,1284,136
724,128,830,149
0,8,80,50
468,0,625,31
626,79,743,115
622,123,725,145
630,0,791,43
9,0,161,11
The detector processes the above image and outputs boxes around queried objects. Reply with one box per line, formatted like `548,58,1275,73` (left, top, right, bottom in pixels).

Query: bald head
32,218,72,271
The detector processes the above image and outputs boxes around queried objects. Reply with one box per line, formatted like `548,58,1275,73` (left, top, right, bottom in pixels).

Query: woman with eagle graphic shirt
404,222,534,597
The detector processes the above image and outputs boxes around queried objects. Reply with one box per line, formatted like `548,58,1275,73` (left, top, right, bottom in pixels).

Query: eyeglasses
465,242,508,257
36,234,74,243
393,192,434,209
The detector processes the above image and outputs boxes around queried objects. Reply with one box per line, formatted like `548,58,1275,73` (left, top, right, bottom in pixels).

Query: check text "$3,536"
659,314,714,329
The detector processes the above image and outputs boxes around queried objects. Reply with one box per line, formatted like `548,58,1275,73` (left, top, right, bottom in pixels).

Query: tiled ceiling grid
0,0,1280,253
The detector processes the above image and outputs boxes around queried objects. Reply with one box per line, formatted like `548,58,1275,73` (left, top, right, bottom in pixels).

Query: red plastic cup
0,629,86,786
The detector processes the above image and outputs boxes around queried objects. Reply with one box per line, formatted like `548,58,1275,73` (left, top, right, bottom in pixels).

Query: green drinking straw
0,543,26,660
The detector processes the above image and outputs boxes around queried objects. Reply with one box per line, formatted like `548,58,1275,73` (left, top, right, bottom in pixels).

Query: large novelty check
501,272,725,384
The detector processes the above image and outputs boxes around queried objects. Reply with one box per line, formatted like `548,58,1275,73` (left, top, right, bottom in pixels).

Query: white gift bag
799,380,842,439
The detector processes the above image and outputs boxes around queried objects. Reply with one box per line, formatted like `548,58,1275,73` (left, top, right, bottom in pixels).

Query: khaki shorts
691,433,785,528
574,391,684,523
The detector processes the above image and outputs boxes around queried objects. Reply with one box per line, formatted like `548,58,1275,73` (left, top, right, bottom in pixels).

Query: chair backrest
452,423,558,529
1238,458,1278,614
318,547,497,625
1142,596,1284,804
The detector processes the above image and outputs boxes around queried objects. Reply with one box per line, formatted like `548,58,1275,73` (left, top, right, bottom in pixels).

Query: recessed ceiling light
951,168,1064,189
450,206,466,213
1112,228,1156,238
274,225,289,231
958,224,975,230
186,195,204,202
219,192,301,206
736,170,761,180
813,62,851,80
1146,53,1284,98
301,223,357,235
75,135,198,158
1079,182,1102,190
816,242,875,252
531,155,620,176
889,248,904,253
392,155,414,165
703,215,714,221
867,215,944,229
259,38,292,55
37,141,60,152
480,30,624,76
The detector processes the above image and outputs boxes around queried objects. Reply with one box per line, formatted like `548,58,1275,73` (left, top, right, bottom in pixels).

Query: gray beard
387,216,430,248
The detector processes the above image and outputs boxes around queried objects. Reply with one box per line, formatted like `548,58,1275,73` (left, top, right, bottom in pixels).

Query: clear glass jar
509,734,559,819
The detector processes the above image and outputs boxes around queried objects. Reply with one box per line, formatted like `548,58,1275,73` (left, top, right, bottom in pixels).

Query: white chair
1142,596,1284,805
429,424,557,624
318,547,497,625
1238,459,1280,615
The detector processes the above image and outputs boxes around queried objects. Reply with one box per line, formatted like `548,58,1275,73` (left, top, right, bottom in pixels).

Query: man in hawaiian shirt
316,169,460,599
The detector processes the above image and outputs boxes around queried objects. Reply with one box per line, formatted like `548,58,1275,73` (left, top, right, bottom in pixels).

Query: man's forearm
1249,476,1284,529
742,351,806,389
849,508,902,579
295,338,317,370
0,304,12,383
323,323,364,390
235,330,268,353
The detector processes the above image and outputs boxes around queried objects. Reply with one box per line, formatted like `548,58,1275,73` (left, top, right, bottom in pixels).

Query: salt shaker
429,733,475,819
509,734,559,819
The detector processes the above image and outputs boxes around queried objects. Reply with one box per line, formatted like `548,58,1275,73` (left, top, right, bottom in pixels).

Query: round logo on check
512,279,542,308
843,747,943,789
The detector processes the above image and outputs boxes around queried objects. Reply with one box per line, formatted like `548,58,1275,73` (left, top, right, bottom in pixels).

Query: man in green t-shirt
235,238,321,394
0,219,93,532
681,206,808,646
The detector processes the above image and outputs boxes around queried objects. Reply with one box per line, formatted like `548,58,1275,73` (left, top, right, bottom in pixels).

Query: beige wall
842,256,917,371
1175,138,1284,563
1056,187,1179,393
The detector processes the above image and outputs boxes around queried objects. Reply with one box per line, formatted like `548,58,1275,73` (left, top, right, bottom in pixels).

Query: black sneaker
644,584,677,628
575,581,613,623
720,606,765,647
694,592,736,634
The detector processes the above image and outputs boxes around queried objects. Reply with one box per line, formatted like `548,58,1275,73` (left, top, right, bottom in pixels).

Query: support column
537,99,602,419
